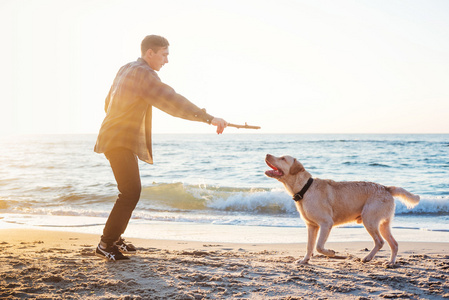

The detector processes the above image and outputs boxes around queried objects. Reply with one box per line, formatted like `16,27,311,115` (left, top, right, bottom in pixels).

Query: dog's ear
289,159,304,175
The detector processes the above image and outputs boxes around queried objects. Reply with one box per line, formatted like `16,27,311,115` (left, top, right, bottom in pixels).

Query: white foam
395,196,449,214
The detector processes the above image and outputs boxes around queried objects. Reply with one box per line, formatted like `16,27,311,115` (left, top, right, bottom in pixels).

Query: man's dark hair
141,35,169,56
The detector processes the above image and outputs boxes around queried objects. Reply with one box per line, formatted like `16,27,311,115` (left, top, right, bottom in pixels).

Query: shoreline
2,216,449,244
1,228,448,299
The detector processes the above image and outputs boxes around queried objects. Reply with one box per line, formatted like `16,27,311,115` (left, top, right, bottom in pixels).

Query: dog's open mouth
265,160,284,178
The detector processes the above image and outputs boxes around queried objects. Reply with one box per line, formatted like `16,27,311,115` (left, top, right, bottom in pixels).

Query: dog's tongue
265,159,283,177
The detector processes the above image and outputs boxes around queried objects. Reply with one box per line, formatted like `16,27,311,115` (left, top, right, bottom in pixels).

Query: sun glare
1,0,448,135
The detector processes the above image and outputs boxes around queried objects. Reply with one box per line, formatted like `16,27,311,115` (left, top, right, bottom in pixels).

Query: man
94,35,227,261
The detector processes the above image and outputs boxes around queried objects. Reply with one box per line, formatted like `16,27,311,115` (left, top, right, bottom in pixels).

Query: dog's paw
384,261,397,268
362,256,372,263
295,258,309,265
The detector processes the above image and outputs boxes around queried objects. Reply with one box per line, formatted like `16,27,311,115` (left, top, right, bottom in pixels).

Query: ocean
1,133,448,243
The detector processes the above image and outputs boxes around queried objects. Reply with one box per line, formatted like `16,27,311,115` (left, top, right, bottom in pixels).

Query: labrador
265,154,420,265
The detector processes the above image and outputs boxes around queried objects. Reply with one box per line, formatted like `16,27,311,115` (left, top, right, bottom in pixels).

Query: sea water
0,133,448,243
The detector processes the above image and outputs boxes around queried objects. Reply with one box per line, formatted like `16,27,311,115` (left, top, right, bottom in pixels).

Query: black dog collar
293,178,314,202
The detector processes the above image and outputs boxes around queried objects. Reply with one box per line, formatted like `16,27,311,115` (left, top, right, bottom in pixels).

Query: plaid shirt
94,58,214,164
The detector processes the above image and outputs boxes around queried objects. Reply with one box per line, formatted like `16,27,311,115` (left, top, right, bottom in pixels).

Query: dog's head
265,154,306,182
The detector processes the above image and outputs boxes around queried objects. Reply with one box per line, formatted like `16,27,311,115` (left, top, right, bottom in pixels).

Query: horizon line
2,132,449,137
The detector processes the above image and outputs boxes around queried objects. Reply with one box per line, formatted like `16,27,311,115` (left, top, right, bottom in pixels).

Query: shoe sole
119,250,137,255
95,252,130,261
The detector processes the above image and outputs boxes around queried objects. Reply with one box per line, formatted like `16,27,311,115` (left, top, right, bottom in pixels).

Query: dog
265,154,420,265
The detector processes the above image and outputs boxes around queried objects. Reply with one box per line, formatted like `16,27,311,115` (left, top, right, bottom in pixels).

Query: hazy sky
1,0,448,135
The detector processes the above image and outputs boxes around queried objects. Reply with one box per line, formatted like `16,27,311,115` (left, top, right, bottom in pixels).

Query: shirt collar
137,57,153,70
137,57,160,81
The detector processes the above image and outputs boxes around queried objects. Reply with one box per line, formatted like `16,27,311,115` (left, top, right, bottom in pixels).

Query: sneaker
115,237,137,254
95,244,130,261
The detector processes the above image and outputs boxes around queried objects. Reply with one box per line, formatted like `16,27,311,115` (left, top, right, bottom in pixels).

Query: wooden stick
227,122,261,130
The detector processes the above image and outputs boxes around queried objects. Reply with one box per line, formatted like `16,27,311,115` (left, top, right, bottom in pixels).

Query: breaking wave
2,182,449,218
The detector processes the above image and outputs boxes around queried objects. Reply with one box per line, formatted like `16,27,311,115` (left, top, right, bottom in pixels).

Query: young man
94,35,227,261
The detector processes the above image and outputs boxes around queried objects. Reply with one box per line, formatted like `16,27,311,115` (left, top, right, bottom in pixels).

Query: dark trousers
101,148,141,246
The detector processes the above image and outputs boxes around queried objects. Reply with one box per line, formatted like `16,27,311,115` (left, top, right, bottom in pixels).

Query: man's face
147,47,169,71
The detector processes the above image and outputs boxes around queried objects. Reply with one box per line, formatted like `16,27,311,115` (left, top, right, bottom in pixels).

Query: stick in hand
227,122,261,130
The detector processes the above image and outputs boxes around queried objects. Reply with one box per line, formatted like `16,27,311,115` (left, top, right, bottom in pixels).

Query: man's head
141,35,170,71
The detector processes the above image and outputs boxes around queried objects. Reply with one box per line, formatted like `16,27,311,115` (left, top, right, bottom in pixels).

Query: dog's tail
386,186,420,209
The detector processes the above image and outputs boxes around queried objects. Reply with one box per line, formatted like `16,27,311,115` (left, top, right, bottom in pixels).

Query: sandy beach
0,229,448,299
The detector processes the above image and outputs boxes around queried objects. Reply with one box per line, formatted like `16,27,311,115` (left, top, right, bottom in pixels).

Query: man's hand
211,118,227,134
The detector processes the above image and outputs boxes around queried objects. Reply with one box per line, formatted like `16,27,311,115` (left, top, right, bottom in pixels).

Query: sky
1,0,448,135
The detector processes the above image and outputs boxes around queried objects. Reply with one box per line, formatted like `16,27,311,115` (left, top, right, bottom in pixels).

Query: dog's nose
266,154,273,160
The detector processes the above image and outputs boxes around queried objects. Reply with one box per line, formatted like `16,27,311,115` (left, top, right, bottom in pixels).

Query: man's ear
144,48,154,58
289,159,304,175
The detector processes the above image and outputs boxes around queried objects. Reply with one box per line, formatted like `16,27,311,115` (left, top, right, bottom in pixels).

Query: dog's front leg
315,222,336,258
296,224,318,264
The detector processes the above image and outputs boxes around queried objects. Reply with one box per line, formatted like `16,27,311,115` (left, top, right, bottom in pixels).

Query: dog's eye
281,157,285,160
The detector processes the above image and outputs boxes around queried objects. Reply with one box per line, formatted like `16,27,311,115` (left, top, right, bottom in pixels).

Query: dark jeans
101,148,141,246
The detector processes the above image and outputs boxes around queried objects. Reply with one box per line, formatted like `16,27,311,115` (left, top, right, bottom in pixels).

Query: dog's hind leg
379,219,398,266
362,220,385,263
315,221,336,258
297,224,319,264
